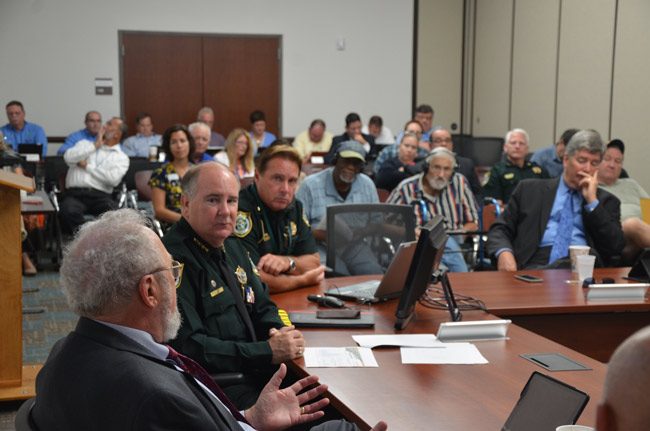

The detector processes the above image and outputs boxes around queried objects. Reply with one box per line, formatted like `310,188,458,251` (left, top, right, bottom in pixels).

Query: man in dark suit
31,209,385,431
487,129,625,270
324,112,376,164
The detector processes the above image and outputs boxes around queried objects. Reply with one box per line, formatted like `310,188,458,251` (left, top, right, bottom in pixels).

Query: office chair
126,169,164,237
462,137,504,168
14,397,36,431
325,203,416,277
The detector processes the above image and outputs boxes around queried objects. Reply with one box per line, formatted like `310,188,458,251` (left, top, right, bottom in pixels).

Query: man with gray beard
387,147,479,272
31,209,380,431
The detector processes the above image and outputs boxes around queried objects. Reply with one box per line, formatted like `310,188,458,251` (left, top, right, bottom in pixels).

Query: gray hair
197,106,214,119
564,129,604,158
181,161,238,200
60,209,163,318
188,121,211,135
426,147,457,168
505,128,529,145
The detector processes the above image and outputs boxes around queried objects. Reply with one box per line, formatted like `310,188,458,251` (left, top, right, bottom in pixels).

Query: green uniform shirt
234,184,317,264
483,159,549,203
162,217,284,374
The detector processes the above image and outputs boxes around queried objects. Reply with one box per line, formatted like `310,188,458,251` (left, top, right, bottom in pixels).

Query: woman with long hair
214,128,255,179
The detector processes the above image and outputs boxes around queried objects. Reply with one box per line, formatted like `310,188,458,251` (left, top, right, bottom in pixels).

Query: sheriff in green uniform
163,162,305,410
483,128,549,204
234,145,324,293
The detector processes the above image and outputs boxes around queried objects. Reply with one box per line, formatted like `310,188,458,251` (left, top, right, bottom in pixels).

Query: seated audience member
149,124,194,228
483,128,549,204
58,110,102,155
215,128,255,180
60,117,129,234
293,119,333,160
598,139,650,262
249,110,277,153
163,162,304,409
487,129,625,271
1,100,48,157
33,209,383,431
597,325,650,431
197,106,226,148
429,127,482,198
121,112,162,157
394,104,435,144
362,115,395,145
189,121,214,163
373,120,428,174
235,145,325,293
297,141,382,276
323,113,376,164
530,128,579,178
375,131,421,191
387,147,479,272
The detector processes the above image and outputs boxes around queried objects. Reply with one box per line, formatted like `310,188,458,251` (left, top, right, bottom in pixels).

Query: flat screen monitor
394,215,447,330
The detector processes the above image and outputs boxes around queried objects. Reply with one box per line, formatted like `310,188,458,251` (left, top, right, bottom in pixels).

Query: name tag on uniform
168,173,180,181
210,287,225,297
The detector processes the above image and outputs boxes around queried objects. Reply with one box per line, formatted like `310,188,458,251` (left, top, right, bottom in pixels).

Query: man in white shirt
60,117,130,234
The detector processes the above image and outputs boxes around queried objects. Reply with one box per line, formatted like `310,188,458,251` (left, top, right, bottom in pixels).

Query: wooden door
120,32,281,138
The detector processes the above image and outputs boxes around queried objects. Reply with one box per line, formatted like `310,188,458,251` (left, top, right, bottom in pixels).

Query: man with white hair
189,121,214,163
483,128,548,204
32,209,360,431
387,147,479,272
597,325,650,431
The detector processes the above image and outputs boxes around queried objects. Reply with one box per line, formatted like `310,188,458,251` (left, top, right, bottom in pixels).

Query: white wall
0,0,413,138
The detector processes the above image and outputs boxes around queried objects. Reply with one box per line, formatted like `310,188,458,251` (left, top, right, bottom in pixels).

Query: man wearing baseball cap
296,140,382,275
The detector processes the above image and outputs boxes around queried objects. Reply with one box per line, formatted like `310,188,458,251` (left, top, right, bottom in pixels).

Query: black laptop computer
325,240,417,303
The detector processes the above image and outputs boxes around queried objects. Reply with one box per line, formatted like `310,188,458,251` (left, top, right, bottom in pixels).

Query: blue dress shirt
1,121,48,156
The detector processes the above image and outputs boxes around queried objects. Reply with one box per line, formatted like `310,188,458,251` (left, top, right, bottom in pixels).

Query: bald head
597,326,650,430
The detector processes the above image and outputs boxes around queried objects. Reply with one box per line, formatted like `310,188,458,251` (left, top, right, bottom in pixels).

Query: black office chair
461,137,504,167
325,203,416,277
14,397,36,431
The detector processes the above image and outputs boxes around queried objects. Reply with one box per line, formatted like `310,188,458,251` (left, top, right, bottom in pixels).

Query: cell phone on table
514,274,543,283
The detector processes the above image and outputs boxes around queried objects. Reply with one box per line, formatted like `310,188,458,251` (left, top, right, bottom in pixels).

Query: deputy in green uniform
483,128,549,204
235,145,325,293
163,162,305,410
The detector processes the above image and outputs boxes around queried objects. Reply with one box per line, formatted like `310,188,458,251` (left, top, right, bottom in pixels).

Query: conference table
270,268,641,430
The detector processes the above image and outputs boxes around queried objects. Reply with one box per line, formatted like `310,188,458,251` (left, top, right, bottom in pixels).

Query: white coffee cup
569,245,591,272
556,425,595,431
576,254,596,282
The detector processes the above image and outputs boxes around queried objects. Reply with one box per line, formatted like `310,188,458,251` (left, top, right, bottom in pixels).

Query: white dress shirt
64,139,130,193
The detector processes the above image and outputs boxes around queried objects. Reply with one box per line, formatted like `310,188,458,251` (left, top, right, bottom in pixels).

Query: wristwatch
287,257,296,273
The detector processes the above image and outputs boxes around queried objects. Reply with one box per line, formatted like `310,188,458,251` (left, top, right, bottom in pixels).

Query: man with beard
32,209,382,431
387,147,479,272
296,141,382,276
163,162,304,410
235,145,325,293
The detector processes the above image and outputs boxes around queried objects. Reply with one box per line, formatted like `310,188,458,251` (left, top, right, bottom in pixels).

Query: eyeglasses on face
150,260,184,287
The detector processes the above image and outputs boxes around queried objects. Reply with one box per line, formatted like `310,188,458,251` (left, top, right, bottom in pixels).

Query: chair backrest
135,170,154,201
462,137,504,167
14,397,36,431
481,203,499,232
123,158,163,190
43,156,68,192
376,187,391,203
325,203,416,276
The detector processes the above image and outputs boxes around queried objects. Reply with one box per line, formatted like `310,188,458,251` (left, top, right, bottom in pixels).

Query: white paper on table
352,334,441,349
304,347,379,367
400,343,488,364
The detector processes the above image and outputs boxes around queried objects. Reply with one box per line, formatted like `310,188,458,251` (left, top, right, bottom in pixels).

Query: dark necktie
549,190,575,263
166,345,249,425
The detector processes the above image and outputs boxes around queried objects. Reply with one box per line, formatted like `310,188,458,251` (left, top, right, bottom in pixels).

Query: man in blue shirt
487,129,625,270
1,100,48,157
530,128,579,178
57,111,102,155
121,112,162,157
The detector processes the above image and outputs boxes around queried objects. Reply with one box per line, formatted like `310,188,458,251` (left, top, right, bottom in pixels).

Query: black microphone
307,294,345,308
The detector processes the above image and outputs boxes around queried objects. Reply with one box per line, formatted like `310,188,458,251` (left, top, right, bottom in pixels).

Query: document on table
352,334,441,348
304,347,379,367
400,343,488,364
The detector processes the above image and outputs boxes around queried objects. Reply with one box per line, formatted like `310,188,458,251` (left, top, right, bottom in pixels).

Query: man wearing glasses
163,162,305,410
428,128,482,199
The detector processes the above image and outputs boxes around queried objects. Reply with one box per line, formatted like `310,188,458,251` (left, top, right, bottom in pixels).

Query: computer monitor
394,215,448,330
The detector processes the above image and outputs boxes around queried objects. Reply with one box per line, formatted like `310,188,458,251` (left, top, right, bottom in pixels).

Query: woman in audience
375,131,422,191
215,128,255,179
149,124,194,227
248,110,276,153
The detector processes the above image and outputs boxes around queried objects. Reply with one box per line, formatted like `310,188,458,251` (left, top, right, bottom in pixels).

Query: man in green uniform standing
234,145,325,293
483,128,549,204
162,162,305,410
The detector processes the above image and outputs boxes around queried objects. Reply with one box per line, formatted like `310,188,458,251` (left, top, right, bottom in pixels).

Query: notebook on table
325,240,417,303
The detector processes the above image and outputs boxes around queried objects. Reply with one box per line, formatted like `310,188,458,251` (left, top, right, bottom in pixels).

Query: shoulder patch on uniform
289,221,298,236
532,166,542,174
234,211,252,238
504,172,515,180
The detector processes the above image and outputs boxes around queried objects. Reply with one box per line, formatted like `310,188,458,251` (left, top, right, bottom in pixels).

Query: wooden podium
0,170,41,400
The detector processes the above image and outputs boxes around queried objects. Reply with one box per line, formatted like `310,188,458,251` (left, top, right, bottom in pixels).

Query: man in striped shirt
387,147,479,272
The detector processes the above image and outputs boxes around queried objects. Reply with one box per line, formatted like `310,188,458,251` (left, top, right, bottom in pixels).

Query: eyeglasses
151,260,184,288
432,137,453,144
